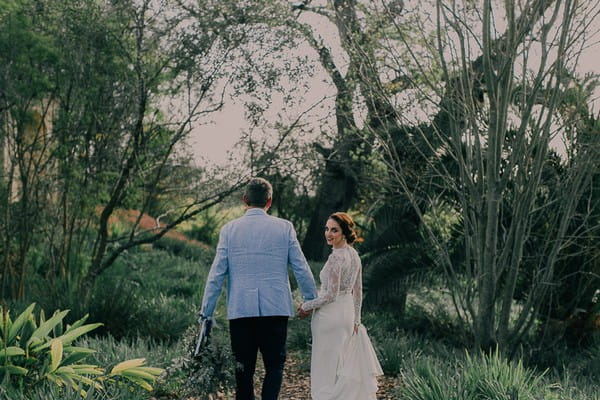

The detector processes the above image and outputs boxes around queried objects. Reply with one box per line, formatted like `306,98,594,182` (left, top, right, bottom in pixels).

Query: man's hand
297,305,312,319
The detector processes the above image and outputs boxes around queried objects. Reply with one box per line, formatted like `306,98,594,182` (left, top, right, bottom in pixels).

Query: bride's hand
353,324,359,334
297,305,312,319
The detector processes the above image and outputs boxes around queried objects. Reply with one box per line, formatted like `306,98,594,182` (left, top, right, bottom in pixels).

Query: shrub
287,317,312,352
397,350,550,400
0,303,163,397
152,236,213,261
134,294,196,342
183,208,223,247
374,334,406,376
461,350,547,400
124,250,208,300
399,357,457,400
156,324,236,399
26,248,207,341
0,383,151,400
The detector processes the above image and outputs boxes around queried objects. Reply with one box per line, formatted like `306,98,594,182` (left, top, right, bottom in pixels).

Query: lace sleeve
353,260,362,325
301,254,342,312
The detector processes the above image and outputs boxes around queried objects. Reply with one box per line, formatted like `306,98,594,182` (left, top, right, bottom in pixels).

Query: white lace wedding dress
301,245,383,400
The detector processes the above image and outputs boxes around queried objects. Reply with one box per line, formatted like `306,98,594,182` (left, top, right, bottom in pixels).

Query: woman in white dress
298,212,383,400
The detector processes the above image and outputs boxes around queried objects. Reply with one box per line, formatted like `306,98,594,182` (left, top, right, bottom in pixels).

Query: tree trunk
299,0,397,260
302,148,359,260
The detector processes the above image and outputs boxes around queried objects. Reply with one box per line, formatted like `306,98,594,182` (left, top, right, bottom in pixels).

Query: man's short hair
244,177,273,207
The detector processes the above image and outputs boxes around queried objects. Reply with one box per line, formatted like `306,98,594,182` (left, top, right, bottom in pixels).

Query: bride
298,212,383,400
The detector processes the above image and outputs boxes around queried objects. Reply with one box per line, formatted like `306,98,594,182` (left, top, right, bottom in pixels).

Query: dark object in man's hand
194,317,213,357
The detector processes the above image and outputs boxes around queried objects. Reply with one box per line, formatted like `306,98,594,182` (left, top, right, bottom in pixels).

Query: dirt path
274,352,399,399
206,352,399,399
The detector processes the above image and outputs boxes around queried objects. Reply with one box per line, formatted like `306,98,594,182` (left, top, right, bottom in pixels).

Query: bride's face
324,219,345,249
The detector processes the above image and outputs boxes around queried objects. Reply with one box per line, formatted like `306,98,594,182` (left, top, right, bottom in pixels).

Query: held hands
297,305,312,319
353,323,359,334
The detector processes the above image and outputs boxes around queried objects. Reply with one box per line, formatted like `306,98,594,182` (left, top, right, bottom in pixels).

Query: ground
274,352,399,399
202,351,399,399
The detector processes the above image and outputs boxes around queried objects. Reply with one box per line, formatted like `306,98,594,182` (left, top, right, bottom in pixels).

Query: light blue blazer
200,208,318,319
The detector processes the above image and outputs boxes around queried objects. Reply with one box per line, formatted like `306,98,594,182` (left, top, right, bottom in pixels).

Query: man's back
201,208,316,320
199,177,317,400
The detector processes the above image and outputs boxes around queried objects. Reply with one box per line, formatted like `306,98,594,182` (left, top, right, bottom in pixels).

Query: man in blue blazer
200,177,318,400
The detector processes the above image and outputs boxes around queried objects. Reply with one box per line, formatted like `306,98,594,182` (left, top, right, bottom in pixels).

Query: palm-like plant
360,199,434,315
0,303,163,396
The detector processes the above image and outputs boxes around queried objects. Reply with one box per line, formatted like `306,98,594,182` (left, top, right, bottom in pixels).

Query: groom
199,177,318,400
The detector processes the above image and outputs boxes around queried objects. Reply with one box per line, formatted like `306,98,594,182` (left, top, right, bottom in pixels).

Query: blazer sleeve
200,224,229,318
287,222,318,301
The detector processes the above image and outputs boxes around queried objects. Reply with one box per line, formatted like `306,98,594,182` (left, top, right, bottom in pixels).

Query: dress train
310,294,383,400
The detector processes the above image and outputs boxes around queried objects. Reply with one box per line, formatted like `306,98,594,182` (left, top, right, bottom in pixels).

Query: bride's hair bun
329,212,358,244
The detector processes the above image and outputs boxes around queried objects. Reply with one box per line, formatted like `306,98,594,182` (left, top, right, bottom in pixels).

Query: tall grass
399,358,457,400
398,351,549,400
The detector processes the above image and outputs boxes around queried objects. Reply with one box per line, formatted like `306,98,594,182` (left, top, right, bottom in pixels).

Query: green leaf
50,339,63,372
0,346,26,359
66,314,90,331
29,310,69,345
118,374,154,391
60,347,96,366
0,306,12,340
0,364,28,375
33,323,102,353
110,358,145,374
134,366,164,376
58,323,102,345
119,368,159,381
69,364,104,376
18,318,36,346
7,303,36,345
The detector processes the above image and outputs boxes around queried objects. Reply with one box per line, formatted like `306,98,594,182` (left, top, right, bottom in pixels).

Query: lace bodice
301,245,363,325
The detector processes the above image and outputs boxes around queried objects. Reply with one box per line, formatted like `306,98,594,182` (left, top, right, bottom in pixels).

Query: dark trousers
229,316,288,400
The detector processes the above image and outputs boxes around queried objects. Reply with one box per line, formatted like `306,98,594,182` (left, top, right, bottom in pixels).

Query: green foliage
0,383,150,400
373,334,405,376
399,358,456,400
0,304,163,397
360,199,439,316
156,325,236,399
398,351,548,400
1,335,175,399
25,246,211,342
152,236,213,262
183,207,227,247
462,350,547,400
287,317,312,352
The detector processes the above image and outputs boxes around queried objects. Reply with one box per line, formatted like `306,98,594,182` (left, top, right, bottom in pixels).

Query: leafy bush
287,317,312,352
124,250,208,299
25,246,208,341
461,350,547,400
156,324,236,399
0,383,151,400
397,350,549,400
374,334,406,376
134,294,196,342
183,208,224,247
398,358,456,400
152,236,213,261
0,304,163,397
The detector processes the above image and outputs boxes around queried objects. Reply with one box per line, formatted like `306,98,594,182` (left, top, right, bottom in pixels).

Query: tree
367,0,600,351
0,0,261,299
293,1,399,260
